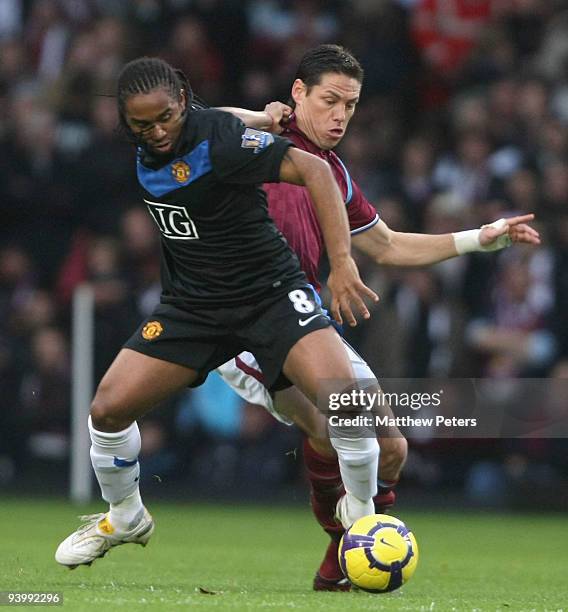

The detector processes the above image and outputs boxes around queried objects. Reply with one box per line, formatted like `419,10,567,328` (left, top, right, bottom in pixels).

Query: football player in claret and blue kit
54,57,382,570
216,44,541,590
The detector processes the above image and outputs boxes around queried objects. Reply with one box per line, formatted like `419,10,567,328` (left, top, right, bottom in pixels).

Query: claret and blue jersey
263,117,380,292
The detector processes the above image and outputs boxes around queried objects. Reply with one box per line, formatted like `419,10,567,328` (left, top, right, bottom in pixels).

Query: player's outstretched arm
217,102,293,134
279,147,379,326
352,215,541,267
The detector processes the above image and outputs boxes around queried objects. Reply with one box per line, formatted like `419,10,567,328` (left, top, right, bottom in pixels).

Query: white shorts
216,339,376,425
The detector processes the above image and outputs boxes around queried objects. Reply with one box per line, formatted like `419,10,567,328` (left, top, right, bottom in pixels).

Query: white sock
330,435,379,502
88,416,144,529
338,492,375,527
109,490,144,530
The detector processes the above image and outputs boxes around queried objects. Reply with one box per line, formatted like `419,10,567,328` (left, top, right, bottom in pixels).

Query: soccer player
55,57,383,568
217,44,541,590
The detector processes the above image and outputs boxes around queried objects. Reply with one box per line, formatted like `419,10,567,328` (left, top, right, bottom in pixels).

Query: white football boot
335,493,374,529
55,508,154,568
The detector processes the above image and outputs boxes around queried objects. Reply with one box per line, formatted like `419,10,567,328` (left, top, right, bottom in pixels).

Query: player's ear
291,79,307,105
179,88,187,112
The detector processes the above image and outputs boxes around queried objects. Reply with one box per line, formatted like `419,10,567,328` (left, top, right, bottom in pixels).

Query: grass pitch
0,499,567,611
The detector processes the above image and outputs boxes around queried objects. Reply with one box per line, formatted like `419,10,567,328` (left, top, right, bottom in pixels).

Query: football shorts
124,283,331,390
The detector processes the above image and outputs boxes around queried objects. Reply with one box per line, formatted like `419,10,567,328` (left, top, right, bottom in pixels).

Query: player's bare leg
55,349,198,568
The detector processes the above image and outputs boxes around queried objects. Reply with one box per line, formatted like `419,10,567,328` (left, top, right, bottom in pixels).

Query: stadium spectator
466,250,556,377
20,325,71,461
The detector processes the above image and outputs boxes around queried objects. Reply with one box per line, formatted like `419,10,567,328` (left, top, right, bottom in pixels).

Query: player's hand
264,102,293,134
327,255,379,327
479,214,541,250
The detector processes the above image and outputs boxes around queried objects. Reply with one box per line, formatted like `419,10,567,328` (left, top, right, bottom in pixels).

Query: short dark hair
294,44,364,90
116,57,192,140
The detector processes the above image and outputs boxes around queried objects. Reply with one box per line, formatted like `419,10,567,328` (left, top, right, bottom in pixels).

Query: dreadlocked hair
116,57,207,142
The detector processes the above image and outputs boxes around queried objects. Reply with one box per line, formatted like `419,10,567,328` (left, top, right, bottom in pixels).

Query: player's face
292,72,361,150
124,88,186,155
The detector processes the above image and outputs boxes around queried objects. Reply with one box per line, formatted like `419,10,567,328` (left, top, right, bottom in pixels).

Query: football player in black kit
56,57,382,569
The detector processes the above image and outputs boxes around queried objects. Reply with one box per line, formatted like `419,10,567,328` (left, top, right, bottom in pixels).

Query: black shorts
123,284,331,390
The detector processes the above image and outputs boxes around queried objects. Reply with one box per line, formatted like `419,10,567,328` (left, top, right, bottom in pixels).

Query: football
338,514,419,592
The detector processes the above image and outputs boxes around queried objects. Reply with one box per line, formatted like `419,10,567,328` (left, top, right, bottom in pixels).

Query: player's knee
90,394,131,432
297,409,335,457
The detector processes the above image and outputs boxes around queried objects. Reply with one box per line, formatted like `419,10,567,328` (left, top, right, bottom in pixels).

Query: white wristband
452,229,481,255
453,218,512,254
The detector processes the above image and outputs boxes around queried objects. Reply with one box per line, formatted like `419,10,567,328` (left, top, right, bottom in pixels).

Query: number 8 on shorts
288,289,316,314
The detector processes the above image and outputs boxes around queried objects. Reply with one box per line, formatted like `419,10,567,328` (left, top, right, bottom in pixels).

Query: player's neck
294,117,326,153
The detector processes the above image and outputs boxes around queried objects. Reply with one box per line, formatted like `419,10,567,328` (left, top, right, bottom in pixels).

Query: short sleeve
340,169,379,235
346,177,380,235
333,154,379,234
209,111,293,184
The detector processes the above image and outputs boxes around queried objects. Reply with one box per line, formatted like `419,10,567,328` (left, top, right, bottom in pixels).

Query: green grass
0,499,566,611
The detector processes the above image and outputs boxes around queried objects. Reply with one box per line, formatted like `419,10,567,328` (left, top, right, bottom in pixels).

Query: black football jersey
135,109,306,307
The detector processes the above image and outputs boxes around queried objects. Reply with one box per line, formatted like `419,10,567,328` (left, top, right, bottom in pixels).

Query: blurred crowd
1,0,568,508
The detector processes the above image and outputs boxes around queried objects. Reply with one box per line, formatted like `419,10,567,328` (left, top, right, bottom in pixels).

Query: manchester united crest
142,321,164,340
171,161,191,184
